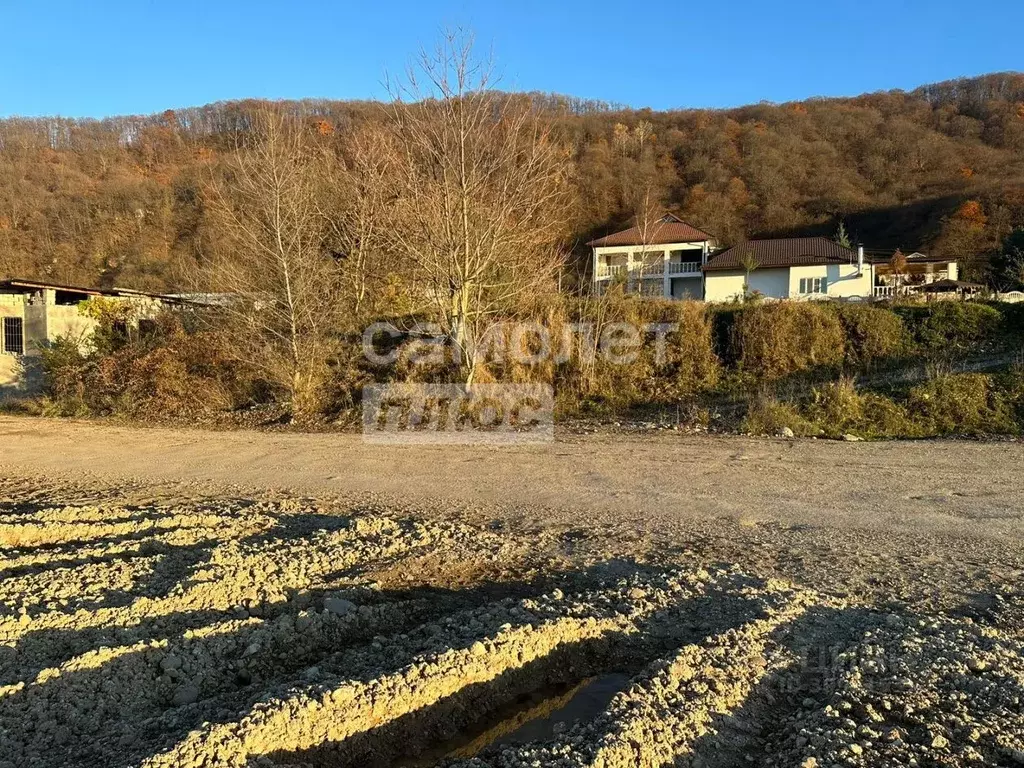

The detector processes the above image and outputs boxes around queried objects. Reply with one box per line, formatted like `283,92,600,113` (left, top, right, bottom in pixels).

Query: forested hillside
2,72,1023,291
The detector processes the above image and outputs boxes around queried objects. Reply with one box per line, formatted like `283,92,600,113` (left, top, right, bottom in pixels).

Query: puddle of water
395,673,631,766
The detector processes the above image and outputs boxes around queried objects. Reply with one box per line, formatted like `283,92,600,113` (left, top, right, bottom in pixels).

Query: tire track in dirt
1,484,1023,768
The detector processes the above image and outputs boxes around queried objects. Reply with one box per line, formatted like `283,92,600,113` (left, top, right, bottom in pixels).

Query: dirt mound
0,489,1022,768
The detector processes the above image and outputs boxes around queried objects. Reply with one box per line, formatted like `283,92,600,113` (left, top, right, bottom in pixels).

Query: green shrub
895,302,1002,351
733,301,845,379
838,304,912,364
37,337,92,417
806,378,917,438
992,367,1024,429
908,373,1017,435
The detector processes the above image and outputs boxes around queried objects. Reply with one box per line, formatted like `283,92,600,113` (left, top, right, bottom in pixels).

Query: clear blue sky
2,0,1022,118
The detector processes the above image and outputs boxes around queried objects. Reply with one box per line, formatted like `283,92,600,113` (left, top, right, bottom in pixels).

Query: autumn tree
202,106,342,419
991,229,1024,290
889,248,909,290
320,123,402,323
382,32,575,383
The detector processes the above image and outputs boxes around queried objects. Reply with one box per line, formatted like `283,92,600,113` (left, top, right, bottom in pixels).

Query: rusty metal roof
587,214,714,247
703,237,860,272
0,278,184,302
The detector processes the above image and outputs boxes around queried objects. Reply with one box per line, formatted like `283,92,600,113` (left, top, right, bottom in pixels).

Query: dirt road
1,416,1022,540
2,417,1024,767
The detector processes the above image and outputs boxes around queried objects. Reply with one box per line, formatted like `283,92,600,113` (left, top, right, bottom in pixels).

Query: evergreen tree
835,221,851,248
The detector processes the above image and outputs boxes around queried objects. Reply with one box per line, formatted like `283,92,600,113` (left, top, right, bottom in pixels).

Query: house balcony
595,262,702,280
668,261,702,276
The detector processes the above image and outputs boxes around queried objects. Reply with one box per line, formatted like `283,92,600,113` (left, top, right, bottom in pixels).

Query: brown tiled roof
587,214,714,247
703,237,860,272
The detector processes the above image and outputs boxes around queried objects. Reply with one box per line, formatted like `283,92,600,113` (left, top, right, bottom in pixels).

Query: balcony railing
595,264,628,279
595,262,702,279
668,261,701,275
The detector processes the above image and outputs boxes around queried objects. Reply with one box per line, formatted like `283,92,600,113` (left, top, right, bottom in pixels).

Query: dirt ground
1,416,1023,767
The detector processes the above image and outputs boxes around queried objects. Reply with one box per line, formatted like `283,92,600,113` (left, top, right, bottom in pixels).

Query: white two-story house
588,213,717,300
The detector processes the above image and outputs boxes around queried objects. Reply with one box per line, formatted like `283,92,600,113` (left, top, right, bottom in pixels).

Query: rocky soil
0,473,1022,768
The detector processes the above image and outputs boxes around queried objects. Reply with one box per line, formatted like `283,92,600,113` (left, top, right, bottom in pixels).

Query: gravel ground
1,418,1023,766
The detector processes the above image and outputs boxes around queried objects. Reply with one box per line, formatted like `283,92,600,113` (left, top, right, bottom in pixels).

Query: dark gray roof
703,237,860,272
917,279,984,292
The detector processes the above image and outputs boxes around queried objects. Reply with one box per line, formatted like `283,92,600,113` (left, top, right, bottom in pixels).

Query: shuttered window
798,277,828,295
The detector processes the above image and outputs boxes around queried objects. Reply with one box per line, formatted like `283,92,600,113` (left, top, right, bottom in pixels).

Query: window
2,317,24,355
798,277,828,295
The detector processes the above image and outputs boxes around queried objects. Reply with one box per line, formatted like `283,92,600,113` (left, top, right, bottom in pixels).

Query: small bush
908,373,1017,435
741,395,817,436
648,300,722,398
996,367,1024,424
733,301,845,379
838,304,912,365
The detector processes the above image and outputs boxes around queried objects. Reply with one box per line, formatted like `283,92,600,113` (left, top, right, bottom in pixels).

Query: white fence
872,285,915,299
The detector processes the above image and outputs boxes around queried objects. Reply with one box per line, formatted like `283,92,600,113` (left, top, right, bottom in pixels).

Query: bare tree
202,106,341,418
320,123,402,323
628,187,665,295
383,31,574,384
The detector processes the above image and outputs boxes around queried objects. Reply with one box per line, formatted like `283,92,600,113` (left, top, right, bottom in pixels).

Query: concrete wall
0,291,163,394
670,277,703,300
45,304,98,342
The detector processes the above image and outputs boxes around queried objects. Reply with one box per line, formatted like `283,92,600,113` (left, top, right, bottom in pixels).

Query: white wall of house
670,277,702,299
703,270,748,302
789,264,873,300
705,263,875,302
704,268,794,301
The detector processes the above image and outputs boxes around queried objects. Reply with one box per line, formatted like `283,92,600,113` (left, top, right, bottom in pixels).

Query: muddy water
396,673,631,766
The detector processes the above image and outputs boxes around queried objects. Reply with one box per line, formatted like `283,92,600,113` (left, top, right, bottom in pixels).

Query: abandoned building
0,279,180,392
